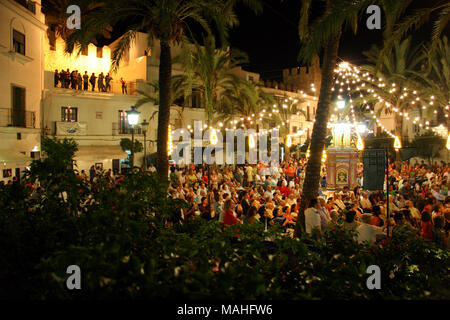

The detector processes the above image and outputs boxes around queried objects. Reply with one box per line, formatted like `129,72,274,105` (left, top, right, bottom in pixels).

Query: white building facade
0,0,46,183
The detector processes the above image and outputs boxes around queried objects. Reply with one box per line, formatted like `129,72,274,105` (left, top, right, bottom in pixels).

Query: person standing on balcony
120,78,127,94
60,69,66,87
76,71,82,90
98,72,104,92
54,69,59,87
89,73,97,91
105,73,112,92
83,71,89,91
70,70,77,89
65,69,70,88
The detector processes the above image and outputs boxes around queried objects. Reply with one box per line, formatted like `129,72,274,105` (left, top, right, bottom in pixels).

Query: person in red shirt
278,180,292,197
420,211,433,241
223,199,241,227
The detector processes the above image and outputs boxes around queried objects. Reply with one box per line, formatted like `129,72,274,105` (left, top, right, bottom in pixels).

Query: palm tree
216,78,276,129
135,75,190,128
178,36,249,125
42,0,111,45
64,0,262,183
353,38,425,139
383,0,450,53
412,37,450,123
274,96,306,137
294,0,395,237
273,96,306,160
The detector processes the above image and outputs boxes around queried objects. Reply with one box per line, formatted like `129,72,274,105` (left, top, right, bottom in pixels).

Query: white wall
0,0,46,182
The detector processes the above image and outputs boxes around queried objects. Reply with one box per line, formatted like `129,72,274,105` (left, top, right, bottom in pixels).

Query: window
12,85,26,127
3,169,12,178
96,46,103,58
118,110,127,130
306,106,310,121
191,89,202,108
81,46,88,56
13,29,25,55
248,76,254,82
61,107,78,122
292,126,297,134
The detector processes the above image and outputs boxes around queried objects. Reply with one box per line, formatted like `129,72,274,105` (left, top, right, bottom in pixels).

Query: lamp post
208,128,218,216
141,119,149,170
126,106,140,170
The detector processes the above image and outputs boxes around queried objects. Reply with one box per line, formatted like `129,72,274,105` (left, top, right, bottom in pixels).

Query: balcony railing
14,0,36,14
112,122,142,135
52,79,138,96
0,108,35,128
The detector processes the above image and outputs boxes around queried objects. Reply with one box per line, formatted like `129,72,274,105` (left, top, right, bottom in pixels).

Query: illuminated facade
326,121,359,190
0,0,46,182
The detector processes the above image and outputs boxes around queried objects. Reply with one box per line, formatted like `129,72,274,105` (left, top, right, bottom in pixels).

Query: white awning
0,150,32,164
74,145,128,161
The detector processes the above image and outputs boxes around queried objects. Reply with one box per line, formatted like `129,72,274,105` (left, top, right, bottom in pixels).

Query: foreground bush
0,138,448,299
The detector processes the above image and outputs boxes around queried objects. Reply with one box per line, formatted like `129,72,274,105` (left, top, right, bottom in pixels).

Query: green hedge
0,138,448,299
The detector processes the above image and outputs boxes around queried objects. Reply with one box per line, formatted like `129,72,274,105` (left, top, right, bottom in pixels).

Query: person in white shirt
264,185,274,200
425,169,435,182
360,192,372,211
406,200,421,221
305,198,321,236
334,194,346,211
356,214,385,245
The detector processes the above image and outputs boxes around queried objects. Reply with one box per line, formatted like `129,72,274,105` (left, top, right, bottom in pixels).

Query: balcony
0,108,35,128
112,122,142,135
51,79,138,96
14,0,36,14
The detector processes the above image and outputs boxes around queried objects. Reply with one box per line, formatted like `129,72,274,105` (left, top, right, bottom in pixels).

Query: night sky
74,0,446,82
228,0,446,81
228,0,384,81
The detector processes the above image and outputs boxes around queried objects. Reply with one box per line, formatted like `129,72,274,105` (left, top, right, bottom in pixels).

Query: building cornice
1,0,47,31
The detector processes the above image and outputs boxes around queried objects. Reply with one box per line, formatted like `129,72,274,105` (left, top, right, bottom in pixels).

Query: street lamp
126,106,140,170
336,99,346,110
208,128,218,217
141,119,149,170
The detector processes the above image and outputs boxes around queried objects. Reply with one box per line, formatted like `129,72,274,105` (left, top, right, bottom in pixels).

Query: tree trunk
394,112,403,140
294,31,341,237
157,40,172,184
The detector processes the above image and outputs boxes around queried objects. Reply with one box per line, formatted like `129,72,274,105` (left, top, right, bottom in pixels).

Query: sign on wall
56,122,87,135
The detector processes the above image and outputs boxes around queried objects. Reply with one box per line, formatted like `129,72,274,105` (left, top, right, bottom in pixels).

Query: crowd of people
164,158,449,249
53,69,128,94
3,157,448,249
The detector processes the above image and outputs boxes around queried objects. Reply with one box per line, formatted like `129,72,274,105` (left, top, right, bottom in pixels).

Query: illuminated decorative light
168,125,174,155
249,134,256,149
209,128,218,145
356,134,364,151
286,135,292,148
394,136,401,150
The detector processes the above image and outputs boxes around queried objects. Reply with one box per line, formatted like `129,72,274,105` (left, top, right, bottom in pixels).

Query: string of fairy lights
328,60,450,149
168,59,450,155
